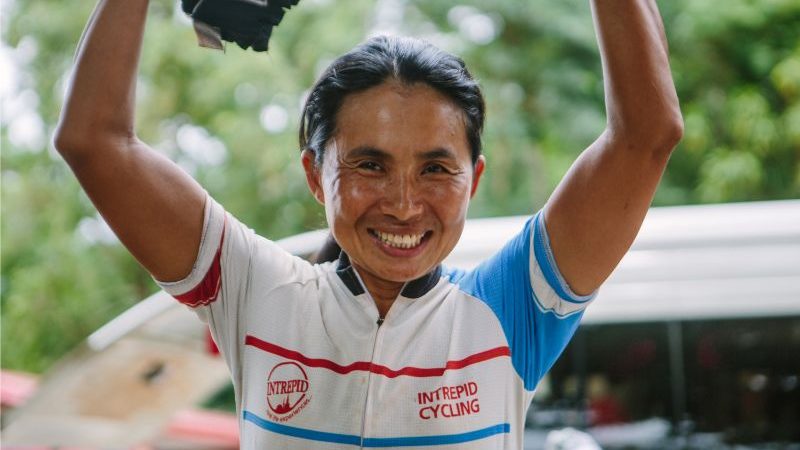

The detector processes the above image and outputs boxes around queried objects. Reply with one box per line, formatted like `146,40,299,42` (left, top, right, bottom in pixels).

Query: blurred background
1,0,799,448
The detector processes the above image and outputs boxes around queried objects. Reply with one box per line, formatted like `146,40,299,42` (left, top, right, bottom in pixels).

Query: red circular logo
267,362,310,416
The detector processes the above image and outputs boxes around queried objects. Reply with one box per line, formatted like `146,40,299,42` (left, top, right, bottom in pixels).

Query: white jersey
156,196,595,449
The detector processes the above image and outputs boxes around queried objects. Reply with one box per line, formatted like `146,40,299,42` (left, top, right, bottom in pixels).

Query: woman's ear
301,149,325,205
470,155,486,198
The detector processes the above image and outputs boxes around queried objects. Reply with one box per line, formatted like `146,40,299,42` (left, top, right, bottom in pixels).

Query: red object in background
696,335,721,369
590,396,628,425
618,340,657,374
165,409,239,447
0,370,39,407
1,370,237,448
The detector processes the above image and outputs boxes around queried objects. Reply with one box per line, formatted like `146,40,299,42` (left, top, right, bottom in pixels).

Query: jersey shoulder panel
153,195,317,399
445,211,596,390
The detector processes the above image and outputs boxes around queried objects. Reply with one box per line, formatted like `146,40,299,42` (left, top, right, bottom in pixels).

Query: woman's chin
357,257,432,285
378,257,439,282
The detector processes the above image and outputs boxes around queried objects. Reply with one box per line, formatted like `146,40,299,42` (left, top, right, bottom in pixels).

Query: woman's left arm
543,0,684,295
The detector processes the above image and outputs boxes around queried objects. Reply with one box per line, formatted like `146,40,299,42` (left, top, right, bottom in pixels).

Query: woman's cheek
332,174,384,216
426,177,471,214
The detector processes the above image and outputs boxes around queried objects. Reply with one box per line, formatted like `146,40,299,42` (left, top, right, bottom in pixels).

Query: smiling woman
303,80,484,313
296,36,487,315
52,0,682,448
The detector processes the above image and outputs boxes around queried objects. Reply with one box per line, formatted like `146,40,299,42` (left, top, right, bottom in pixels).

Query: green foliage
2,0,799,373
664,0,800,202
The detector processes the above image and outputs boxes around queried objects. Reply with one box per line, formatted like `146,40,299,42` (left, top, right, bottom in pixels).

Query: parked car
521,200,800,449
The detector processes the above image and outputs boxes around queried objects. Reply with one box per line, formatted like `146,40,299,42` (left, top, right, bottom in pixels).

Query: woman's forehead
332,82,470,161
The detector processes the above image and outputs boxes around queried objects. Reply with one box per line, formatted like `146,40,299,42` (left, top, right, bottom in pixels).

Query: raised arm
54,0,206,282
543,0,683,295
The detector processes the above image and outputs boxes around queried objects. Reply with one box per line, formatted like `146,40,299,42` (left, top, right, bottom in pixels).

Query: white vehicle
521,200,800,449
3,200,799,448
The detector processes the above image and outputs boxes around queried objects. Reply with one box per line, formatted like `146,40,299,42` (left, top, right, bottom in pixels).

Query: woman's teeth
374,231,426,249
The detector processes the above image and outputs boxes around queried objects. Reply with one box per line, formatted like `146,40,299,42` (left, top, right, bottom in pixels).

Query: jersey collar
335,252,442,299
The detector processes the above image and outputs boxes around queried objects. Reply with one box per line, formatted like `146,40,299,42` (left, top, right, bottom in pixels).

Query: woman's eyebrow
418,147,458,161
346,146,457,161
347,146,391,161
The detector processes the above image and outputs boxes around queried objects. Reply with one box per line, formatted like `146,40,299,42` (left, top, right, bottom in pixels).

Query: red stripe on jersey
206,328,221,355
245,335,510,378
174,216,227,308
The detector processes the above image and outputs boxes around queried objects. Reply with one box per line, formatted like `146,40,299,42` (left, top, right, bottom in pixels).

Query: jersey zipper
355,274,407,449
359,319,383,449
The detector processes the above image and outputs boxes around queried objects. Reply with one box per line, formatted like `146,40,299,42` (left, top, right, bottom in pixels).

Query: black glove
182,0,300,52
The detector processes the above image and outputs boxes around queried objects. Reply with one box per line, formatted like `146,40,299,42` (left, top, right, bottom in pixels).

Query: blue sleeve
447,211,596,391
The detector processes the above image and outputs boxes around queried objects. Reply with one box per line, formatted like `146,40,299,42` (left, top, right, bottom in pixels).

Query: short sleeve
449,210,597,391
153,194,307,379
155,195,237,308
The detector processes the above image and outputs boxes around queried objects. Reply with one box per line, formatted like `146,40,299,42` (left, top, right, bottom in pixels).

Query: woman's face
302,80,485,286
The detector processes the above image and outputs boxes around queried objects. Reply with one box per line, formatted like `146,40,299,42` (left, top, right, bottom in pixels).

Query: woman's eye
423,164,446,174
358,161,382,171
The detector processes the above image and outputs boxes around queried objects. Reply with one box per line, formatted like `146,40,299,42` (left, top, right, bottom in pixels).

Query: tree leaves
2,0,799,372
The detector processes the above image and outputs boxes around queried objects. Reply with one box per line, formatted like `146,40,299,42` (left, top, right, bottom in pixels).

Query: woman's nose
380,176,423,221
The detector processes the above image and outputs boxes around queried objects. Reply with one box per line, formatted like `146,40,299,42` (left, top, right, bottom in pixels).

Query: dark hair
300,35,485,166
301,35,486,264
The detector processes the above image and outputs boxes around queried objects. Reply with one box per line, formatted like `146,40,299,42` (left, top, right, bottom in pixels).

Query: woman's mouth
368,229,432,250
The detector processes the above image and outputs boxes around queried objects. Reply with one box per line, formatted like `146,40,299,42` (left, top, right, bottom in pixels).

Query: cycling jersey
156,196,595,449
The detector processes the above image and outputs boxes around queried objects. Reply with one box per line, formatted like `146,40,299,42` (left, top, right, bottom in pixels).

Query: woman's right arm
54,0,207,282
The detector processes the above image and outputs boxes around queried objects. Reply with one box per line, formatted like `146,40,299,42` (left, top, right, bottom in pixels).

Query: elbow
53,125,84,164
53,121,133,165
53,124,79,157
659,112,684,154
612,110,684,159
653,99,685,153
53,117,93,159
641,119,684,162
53,130,104,167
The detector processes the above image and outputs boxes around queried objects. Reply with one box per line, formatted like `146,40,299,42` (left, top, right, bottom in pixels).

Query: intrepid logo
266,362,311,422
417,381,480,420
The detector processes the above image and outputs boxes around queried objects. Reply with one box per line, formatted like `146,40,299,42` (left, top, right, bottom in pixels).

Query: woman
54,1,682,448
